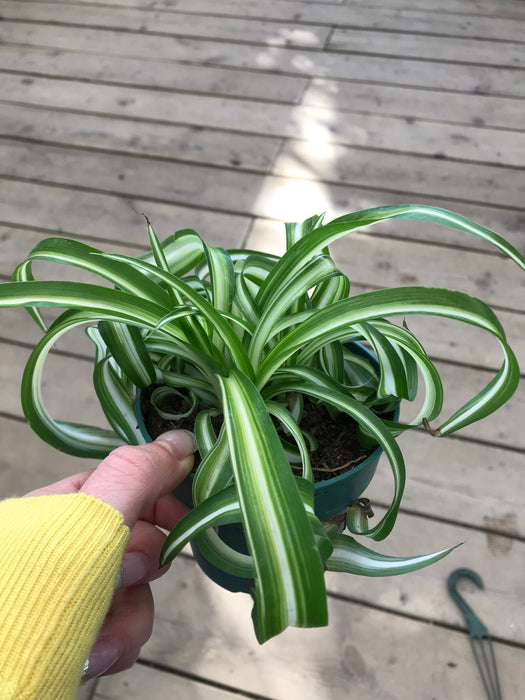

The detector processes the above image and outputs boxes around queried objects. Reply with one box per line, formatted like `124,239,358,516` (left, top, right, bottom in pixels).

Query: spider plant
0,204,523,643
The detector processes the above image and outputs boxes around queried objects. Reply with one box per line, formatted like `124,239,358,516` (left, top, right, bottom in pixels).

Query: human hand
25,430,196,678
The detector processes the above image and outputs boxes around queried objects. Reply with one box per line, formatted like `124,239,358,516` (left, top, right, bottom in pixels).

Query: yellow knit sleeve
0,493,130,700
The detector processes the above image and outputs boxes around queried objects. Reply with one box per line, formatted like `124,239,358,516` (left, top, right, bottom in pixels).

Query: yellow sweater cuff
0,493,130,700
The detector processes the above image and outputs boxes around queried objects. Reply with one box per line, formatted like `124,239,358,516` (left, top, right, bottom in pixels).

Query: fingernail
119,551,149,588
155,430,198,459
83,636,123,679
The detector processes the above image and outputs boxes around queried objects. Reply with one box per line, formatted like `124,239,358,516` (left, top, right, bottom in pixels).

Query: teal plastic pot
135,343,399,592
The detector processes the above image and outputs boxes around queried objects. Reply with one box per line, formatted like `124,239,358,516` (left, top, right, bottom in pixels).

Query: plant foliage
1,204,523,642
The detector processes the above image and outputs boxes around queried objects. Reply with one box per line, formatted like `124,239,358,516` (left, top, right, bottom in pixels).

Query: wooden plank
0,171,523,261
409,362,524,449
0,415,98,497
94,664,243,700
76,680,98,700
0,74,297,141
143,555,524,699
0,45,307,104
0,140,269,219
0,306,95,358
276,127,525,175
351,0,525,19
371,428,525,538
2,74,522,167
329,27,525,68
0,180,252,247
0,341,108,428
350,284,525,371
2,144,524,261
2,142,524,256
1,2,332,49
3,39,522,131
0,308,93,365
2,176,523,262
0,102,283,173
303,78,525,132
329,232,525,311
35,0,525,30
324,506,525,643
170,3,525,42
2,22,524,97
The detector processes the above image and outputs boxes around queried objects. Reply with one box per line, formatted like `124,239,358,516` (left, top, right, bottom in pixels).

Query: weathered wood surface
11,0,525,30
2,21,525,96
303,78,525,130
0,102,282,172
95,555,525,700
0,44,307,103
94,662,239,700
0,1,523,698
328,28,525,67
1,2,333,48
3,74,524,166
0,182,251,247
2,141,525,248
2,177,524,258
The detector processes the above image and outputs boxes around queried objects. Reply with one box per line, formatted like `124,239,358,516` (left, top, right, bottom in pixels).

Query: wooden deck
0,0,524,697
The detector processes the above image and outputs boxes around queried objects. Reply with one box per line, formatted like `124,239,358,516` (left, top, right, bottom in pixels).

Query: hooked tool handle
447,567,488,638
447,568,502,700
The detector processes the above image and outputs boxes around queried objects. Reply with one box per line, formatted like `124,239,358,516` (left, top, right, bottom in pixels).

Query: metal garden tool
447,568,502,700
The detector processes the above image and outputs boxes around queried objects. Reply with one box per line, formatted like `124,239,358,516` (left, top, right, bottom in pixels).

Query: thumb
80,430,196,527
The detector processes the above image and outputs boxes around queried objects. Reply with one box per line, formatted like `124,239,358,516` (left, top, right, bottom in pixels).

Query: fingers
118,483,191,585
139,491,191,531
24,469,95,498
119,520,171,588
24,430,196,528
80,430,196,527
87,504,190,677
85,584,154,678
22,431,196,683
86,500,192,679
